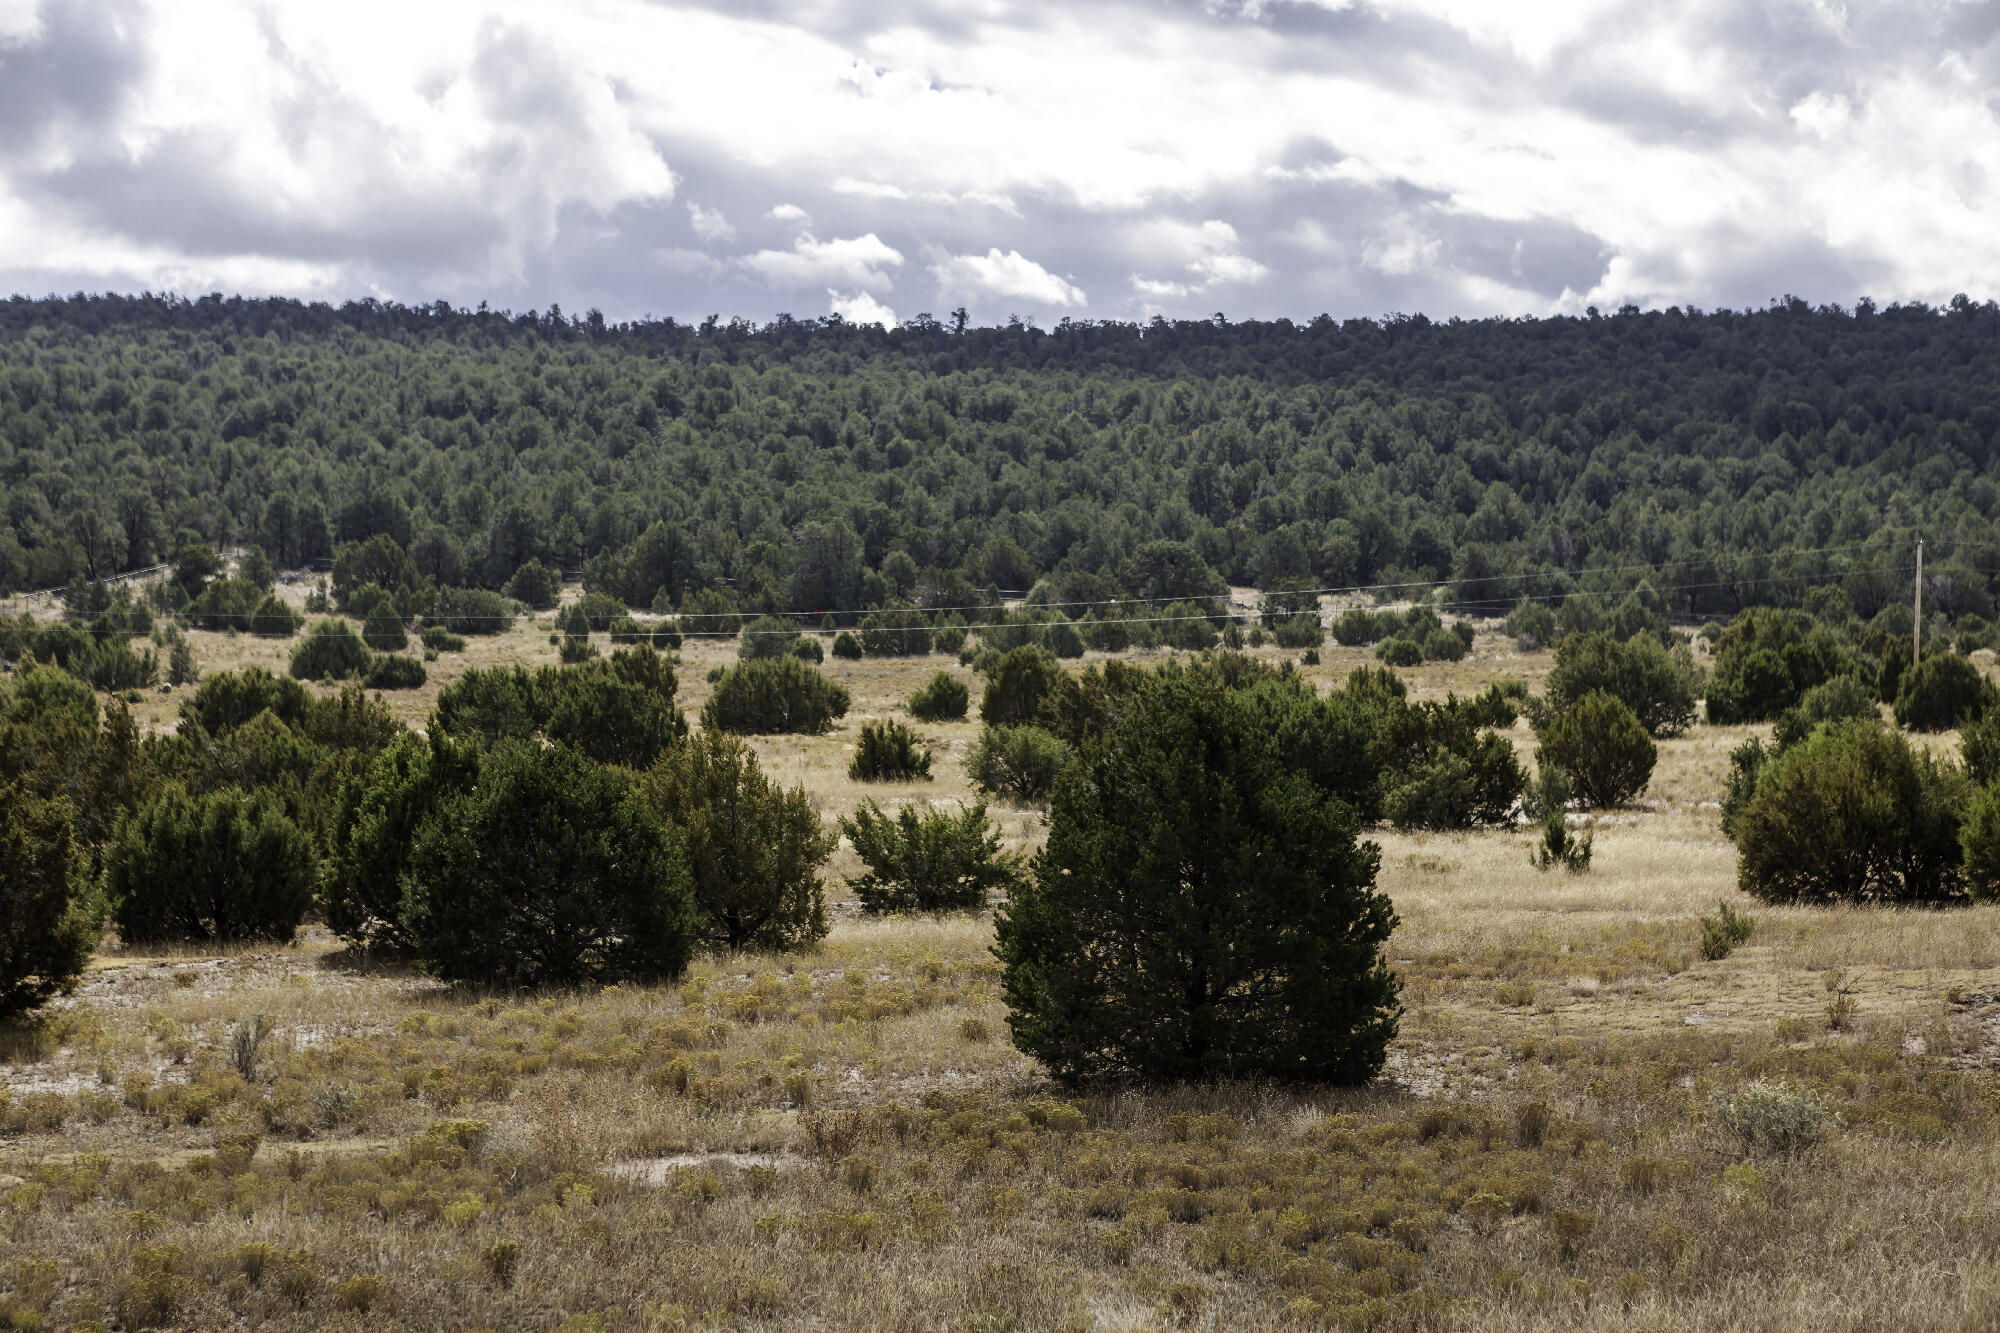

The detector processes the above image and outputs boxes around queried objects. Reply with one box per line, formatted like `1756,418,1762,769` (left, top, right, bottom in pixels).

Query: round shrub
1422,626,1468,663
738,614,802,660
503,560,560,610
980,645,1063,725
1543,630,1698,738
791,636,825,664
540,651,687,768
1272,613,1323,649
404,741,696,987
909,671,970,722
831,631,863,660
841,800,1021,914
1736,720,1967,905
996,665,1399,1083
640,730,832,951
362,654,427,690
575,591,624,633
1893,653,1991,732
858,604,932,656
608,615,649,646
1535,691,1656,809
0,783,101,1020
429,586,515,636
249,594,301,639
968,724,1074,804
1375,637,1424,667
848,720,933,781
701,656,851,735
109,784,315,944
290,619,371,681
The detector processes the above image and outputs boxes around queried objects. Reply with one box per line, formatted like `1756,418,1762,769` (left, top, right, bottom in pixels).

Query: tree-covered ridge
5,292,2000,621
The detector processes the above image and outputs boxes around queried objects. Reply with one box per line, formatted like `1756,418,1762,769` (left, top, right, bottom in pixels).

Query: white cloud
931,248,1085,306
832,178,909,201
686,202,734,242
6,0,2000,319
738,232,904,290
829,287,897,326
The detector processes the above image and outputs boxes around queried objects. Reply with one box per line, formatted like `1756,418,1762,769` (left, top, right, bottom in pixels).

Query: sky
3,0,2000,327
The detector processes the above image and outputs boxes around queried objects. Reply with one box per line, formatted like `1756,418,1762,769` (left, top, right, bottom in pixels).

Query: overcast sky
3,0,1999,326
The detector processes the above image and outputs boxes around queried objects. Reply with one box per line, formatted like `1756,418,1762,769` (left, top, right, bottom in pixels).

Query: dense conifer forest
5,292,2000,623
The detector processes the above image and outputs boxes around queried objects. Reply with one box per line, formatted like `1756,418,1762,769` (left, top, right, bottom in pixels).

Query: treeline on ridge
7,294,2000,644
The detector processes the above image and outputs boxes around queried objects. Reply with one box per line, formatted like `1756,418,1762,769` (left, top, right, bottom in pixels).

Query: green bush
1960,782,2000,899
1734,719,1967,904
908,672,970,722
420,624,467,653
575,591,624,633
1698,902,1756,960
1535,691,1656,808
701,656,851,735
184,577,263,631
995,664,1399,1083
1964,708,2000,786
0,782,101,1020
1422,626,1468,663
738,614,802,660
791,636,824,664
832,630,863,659
640,730,832,951
859,604,933,656
362,655,426,690
109,784,315,943
1331,608,1389,646
932,615,969,656
403,741,696,987
840,801,1021,914
538,650,686,767
428,586,514,636
1544,630,1699,738
678,587,741,636
969,724,1074,804
1893,652,1992,732
1771,674,1880,748
608,615,649,646
848,720,933,781
651,618,683,651
981,645,1063,725
326,731,481,948
1375,637,1424,667
1707,608,1856,723
361,602,408,653
250,594,302,639
1529,811,1592,873
1506,600,1559,650
290,620,371,681
1271,613,1323,649
503,560,560,611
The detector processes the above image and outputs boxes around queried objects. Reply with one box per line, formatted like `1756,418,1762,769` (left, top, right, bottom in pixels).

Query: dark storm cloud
0,0,147,161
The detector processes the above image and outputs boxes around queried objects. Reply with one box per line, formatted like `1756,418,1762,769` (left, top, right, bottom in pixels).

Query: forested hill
5,291,2000,623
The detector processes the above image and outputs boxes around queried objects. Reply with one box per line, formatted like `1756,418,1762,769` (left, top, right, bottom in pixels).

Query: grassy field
5,600,2000,1330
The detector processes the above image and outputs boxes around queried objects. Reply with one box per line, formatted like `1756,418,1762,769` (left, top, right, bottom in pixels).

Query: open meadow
6,600,2000,1332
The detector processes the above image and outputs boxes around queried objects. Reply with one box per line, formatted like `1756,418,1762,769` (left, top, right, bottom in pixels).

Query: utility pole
1914,538,1924,667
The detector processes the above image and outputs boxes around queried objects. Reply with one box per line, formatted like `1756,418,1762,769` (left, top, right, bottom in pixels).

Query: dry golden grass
6,620,2000,1329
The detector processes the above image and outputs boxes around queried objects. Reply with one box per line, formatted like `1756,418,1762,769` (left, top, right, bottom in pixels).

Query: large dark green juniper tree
996,666,1400,1083
403,740,696,988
